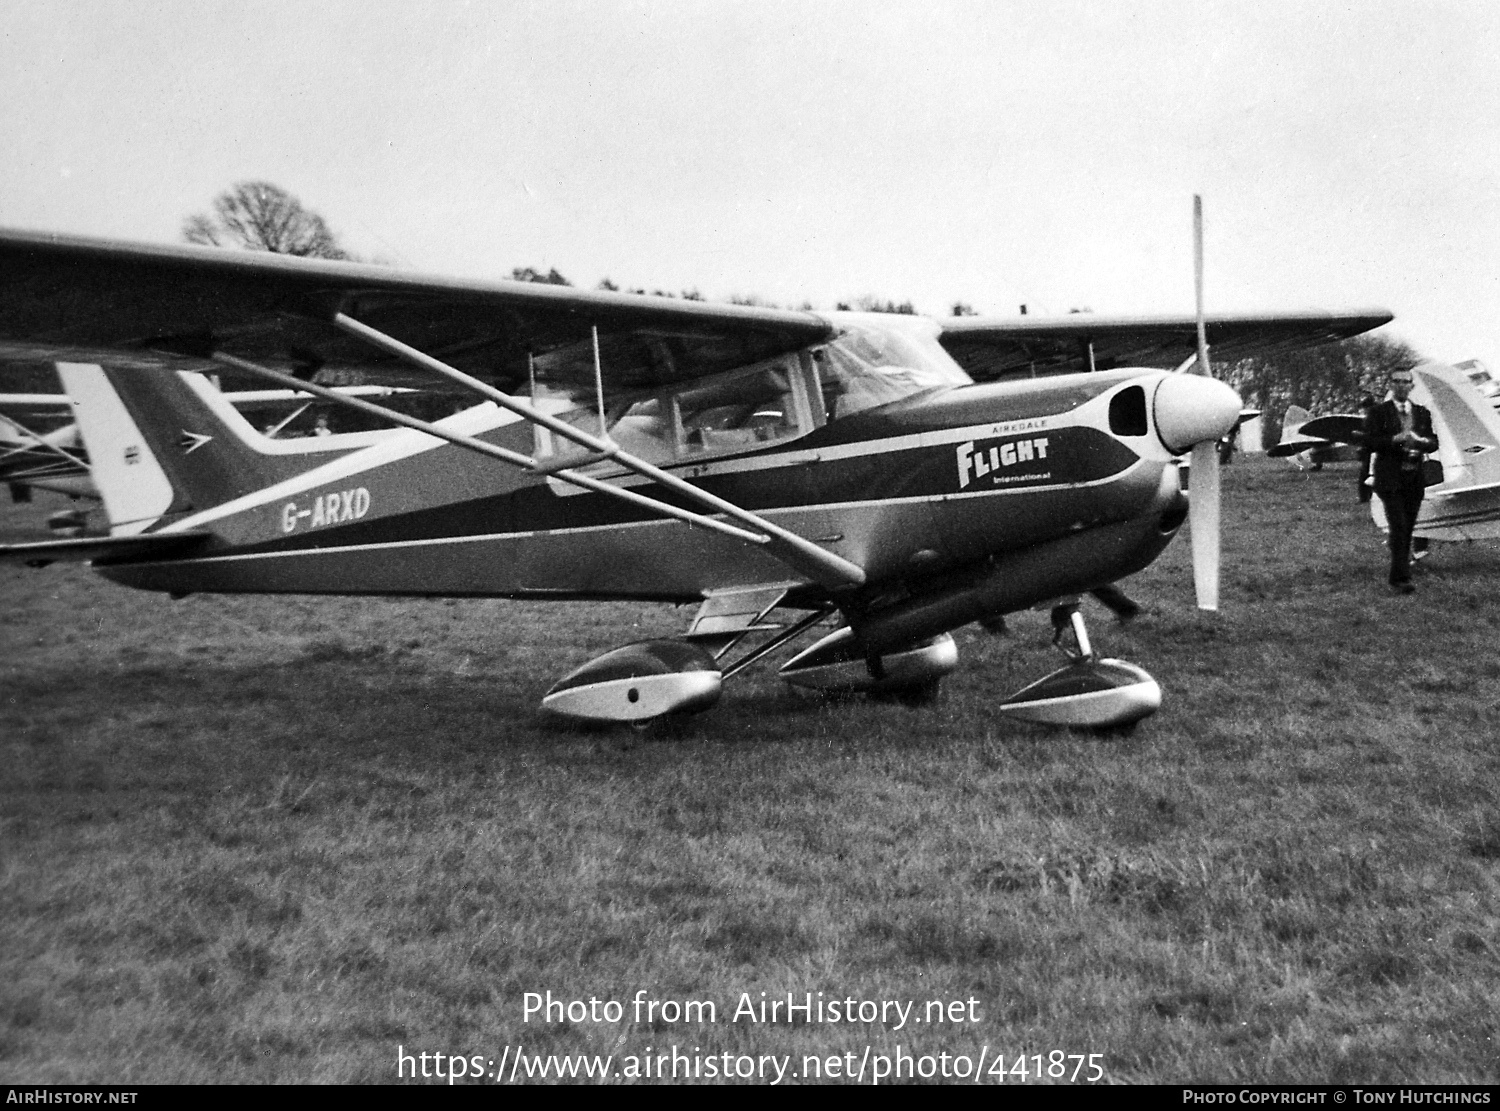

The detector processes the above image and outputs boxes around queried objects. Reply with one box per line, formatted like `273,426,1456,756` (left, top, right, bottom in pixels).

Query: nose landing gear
1000,600,1161,730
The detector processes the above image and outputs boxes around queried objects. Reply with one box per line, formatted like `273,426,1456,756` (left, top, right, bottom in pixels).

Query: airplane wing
937,310,1393,380
0,228,834,395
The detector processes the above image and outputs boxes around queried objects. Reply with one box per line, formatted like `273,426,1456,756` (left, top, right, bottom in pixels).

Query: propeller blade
1189,439,1221,610
1194,195,1208,375
1190,194,1220,611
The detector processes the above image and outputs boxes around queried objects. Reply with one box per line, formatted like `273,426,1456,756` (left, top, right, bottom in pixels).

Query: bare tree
183,181,353,259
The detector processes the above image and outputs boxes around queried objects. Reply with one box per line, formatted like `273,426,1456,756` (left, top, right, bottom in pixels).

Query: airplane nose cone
1153,374,1243,454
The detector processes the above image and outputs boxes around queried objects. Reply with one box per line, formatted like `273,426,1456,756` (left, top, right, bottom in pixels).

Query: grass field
3,455,1498,1084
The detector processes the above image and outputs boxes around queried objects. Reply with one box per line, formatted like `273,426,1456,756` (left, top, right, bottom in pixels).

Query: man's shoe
1391,581,1416,595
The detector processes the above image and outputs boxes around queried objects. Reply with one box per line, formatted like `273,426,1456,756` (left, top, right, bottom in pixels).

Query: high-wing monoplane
0,226,1391,727
1266,404,1366,469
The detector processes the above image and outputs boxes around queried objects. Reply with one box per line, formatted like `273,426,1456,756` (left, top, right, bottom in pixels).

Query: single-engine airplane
0,224,1391,728
1266,404,1365,469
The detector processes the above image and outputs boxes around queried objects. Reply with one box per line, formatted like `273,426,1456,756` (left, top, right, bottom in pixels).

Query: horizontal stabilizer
0,531,209,566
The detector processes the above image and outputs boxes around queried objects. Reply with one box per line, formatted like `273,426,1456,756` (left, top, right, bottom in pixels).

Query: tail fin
56,363,371,534
1265,405,1316,459
1280,405,1311,439
1412,361,1500,489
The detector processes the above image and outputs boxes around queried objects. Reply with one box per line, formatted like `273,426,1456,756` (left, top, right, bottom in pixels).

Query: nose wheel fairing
998,602,1160,729
998,658,1161,729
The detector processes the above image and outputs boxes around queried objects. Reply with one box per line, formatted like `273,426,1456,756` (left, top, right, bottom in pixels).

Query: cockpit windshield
815,314,972,420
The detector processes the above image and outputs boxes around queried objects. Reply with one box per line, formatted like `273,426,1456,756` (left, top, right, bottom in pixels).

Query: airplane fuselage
94,364,1206,631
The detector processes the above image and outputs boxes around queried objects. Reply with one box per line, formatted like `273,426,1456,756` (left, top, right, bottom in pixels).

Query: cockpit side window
530,317,972,468
533,355,821,468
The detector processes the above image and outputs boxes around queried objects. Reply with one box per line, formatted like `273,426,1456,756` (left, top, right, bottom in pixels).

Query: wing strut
209,353,764,545
207,349,864,591
328,311,867,590
0,412,84,469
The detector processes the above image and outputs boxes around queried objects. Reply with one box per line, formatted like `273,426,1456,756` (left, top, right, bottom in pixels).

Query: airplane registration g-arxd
0,225,1390,729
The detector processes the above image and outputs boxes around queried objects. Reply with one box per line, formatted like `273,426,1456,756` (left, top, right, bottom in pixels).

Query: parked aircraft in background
1267,404,1365,469
0,221,1390,728
0,403,92,503
1257,362,1500,544
0,382,419,509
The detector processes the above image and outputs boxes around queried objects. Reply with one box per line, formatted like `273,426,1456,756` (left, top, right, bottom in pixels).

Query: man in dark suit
1364,369,1438,593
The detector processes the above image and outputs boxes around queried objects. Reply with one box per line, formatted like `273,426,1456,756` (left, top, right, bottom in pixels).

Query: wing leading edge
939,309,1394,381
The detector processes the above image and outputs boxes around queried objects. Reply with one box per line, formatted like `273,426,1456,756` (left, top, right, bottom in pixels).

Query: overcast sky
3,0,1497,367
